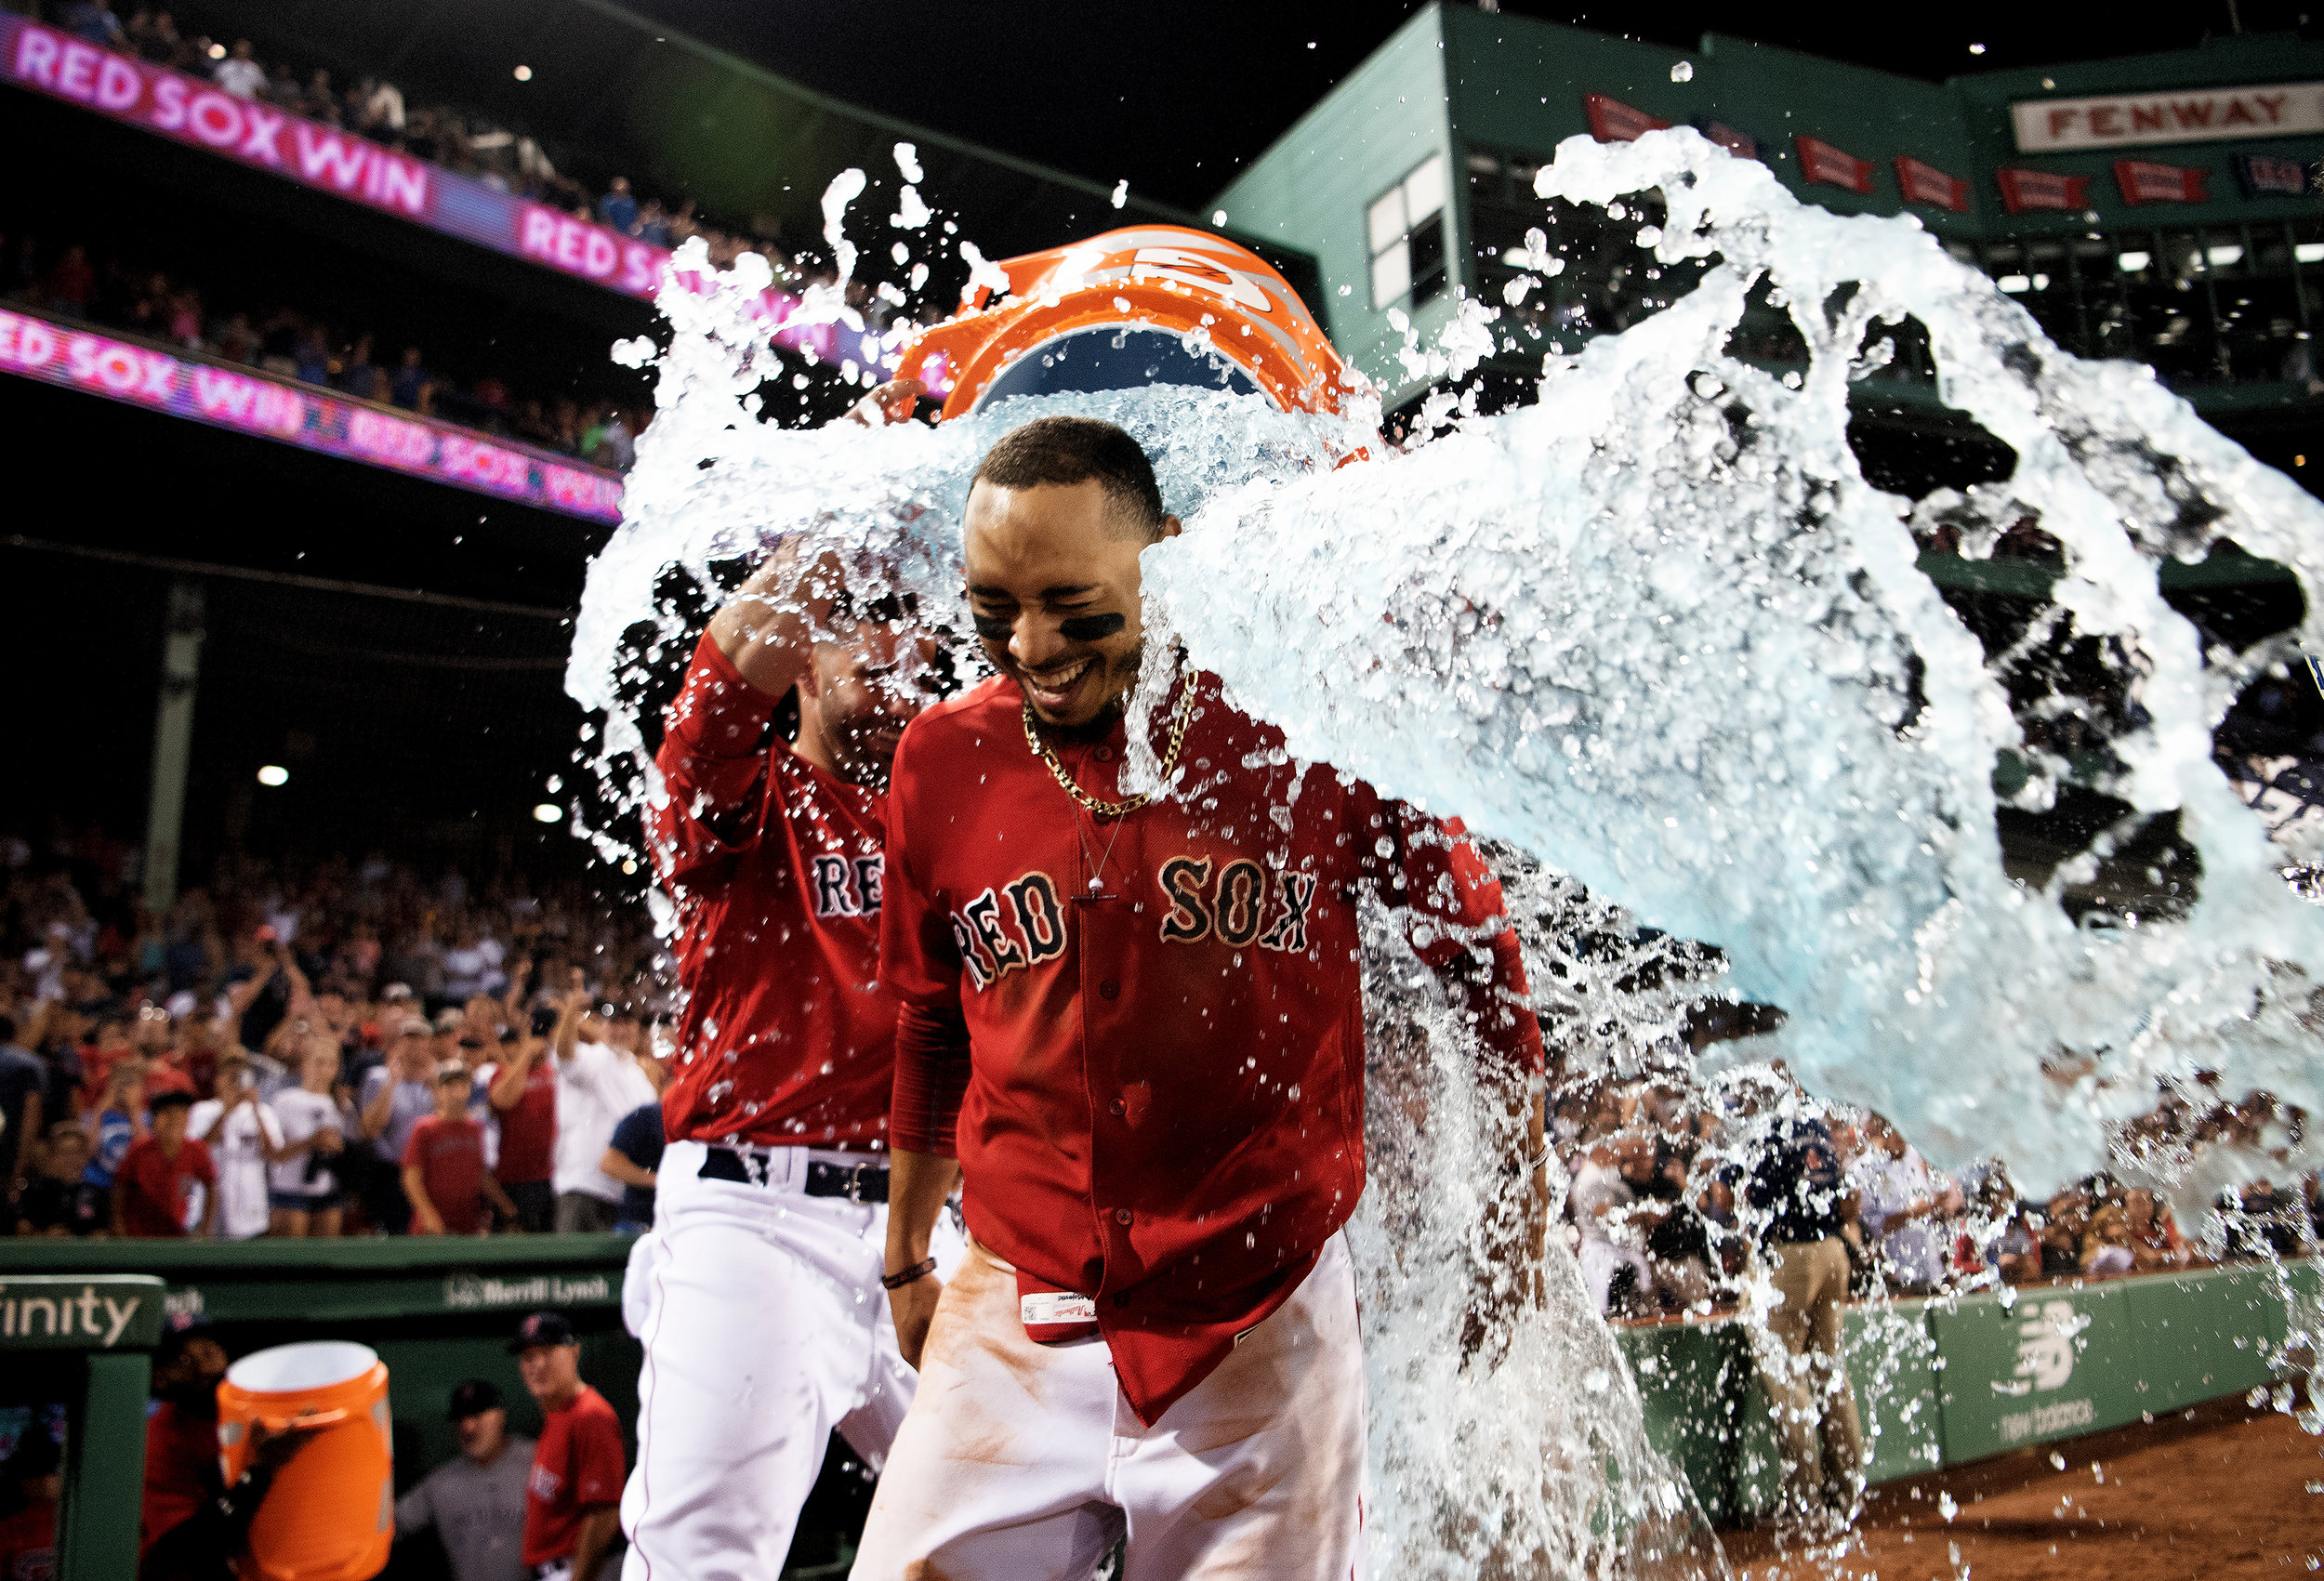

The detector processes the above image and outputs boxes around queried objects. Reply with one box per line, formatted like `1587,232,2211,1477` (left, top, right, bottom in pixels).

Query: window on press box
1368,154,1449,311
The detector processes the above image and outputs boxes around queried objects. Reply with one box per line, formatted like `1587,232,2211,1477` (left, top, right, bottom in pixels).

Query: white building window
1367,153,1448,310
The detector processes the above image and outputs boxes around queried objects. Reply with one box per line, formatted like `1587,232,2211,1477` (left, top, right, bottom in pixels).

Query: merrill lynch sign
443,1273,614,1311
2014,81,2324,152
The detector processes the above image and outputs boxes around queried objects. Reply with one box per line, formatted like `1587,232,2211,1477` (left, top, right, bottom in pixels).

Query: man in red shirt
404,1066,518,1235
514,1311,625,1581
853,417,1548,1579
112,1090,217,1238
617,489,957,1575
487,1017,559,1232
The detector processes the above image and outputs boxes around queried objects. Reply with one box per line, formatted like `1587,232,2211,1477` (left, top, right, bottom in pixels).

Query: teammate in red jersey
853,416,1548,1581
617,410,960,1578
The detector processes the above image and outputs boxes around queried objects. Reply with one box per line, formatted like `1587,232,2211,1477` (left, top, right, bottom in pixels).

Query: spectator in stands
395,1379,534,1581
15,1122,104,1236
1744,1100,1864,1520
599,177,639,236
112,1089,217,1237
188,1054,282,1241
1570,1134,1654,1315
84,1059,146,1193
0,1013,43,1228
511,1312,624,1581
0,1429,59,1581
352,75,405,138
485,1013,558,1233
212,39,265,99
1850,1113,1955,1294
389,346,432,411
548,971,656,1232
359,1020,436,1232
38,244,95,319
271,1036,348,1236
601,1095,662,1234
62,0,125,48
404,1064,514,1236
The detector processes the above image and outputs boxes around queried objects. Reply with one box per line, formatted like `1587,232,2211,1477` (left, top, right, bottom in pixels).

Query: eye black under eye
971,613,1012,640
1060,613,1127,640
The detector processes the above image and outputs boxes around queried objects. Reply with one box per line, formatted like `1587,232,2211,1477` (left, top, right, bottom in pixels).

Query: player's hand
1462,1162,1548,1367
889,1271,944,1371
841,376,927,428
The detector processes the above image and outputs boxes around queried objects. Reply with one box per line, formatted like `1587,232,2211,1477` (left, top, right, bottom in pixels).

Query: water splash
1132,128,2324,1196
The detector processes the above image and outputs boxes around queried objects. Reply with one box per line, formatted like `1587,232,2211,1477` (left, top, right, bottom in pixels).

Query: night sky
622,0,2317,211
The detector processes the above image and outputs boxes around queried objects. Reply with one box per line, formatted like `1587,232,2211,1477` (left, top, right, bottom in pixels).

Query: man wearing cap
398,1379,535,1581
513,1312,625,1581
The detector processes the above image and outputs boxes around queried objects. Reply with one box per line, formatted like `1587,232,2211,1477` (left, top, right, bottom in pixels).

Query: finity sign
2014,81,2324,152
0,308,625,523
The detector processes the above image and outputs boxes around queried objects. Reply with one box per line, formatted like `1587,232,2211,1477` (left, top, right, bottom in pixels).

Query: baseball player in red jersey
618,453,961,1578
853,416,1549,1580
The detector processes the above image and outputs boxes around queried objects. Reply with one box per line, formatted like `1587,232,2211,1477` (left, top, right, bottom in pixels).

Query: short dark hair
971,416,1165,539
150,1090,196,1113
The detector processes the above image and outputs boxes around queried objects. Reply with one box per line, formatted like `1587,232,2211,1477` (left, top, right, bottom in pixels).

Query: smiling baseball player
852,415,1549,1580
619,425,959,1578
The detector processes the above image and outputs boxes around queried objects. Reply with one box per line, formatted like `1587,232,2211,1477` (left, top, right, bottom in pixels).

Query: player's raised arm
649,541,850,887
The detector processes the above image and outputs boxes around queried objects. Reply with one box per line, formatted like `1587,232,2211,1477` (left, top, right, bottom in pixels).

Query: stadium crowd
0,821,668,1244
2,229,655,468
1550,1061,2319,1321
14,0,759,267
3,813,2313,1324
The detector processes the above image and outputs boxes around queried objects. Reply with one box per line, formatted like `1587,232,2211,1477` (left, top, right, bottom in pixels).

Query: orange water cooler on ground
217,1340,394,1581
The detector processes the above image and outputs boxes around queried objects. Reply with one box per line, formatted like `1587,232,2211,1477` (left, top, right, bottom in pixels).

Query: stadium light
533,803,562,823
513,64,533,81
257,765,289,787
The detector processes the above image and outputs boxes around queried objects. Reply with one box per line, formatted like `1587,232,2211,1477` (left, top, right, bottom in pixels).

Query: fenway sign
2013,81,2324,152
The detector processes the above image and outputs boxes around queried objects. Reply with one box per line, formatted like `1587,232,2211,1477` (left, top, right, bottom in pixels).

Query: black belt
697,1147,890,1203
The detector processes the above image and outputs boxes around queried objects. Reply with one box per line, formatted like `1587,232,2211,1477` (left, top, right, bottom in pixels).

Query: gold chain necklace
1021,665,1199,821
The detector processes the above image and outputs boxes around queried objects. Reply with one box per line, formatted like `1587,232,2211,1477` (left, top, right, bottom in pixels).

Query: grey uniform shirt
396,1435,536,1581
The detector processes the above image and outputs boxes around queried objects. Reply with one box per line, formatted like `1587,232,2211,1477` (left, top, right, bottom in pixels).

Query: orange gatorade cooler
217,1340,394,1581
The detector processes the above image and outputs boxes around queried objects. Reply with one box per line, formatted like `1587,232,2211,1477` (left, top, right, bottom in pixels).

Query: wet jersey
649,633,893,1151
882,670,1543,1424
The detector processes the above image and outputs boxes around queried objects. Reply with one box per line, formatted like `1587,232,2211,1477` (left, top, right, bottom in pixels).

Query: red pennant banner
2113,159,2210,204
1894,155,1970,214
1995,167,2092,214
1584,93,1671,144
1794,135,1874,194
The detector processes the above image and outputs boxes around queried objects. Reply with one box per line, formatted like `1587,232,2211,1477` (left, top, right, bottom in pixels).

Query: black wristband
881,1257,937,1291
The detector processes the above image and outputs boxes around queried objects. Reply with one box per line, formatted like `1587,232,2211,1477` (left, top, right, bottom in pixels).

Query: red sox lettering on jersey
649,632,896,1150
882,670,1542,1424
948,861,1318,989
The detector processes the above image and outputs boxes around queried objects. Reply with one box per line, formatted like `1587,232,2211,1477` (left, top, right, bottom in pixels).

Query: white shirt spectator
191,1095,283,1239
551,1039,655,1204
271,1087,343,1200
441,937,507,999
1852,1144,1948,1289
1569,1158,1653,1314
214,56,265,99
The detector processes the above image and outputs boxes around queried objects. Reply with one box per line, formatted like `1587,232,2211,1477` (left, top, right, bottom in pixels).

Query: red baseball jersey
650,632,894,1150
522,1383,625,1566
882,670,1542,1424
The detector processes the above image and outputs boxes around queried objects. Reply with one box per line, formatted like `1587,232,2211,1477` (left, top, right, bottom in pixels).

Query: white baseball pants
619,1140,959,1581
848,1232,1367,1581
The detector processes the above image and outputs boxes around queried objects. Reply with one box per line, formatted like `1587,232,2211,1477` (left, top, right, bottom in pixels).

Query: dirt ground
1719,1396,2324,1580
